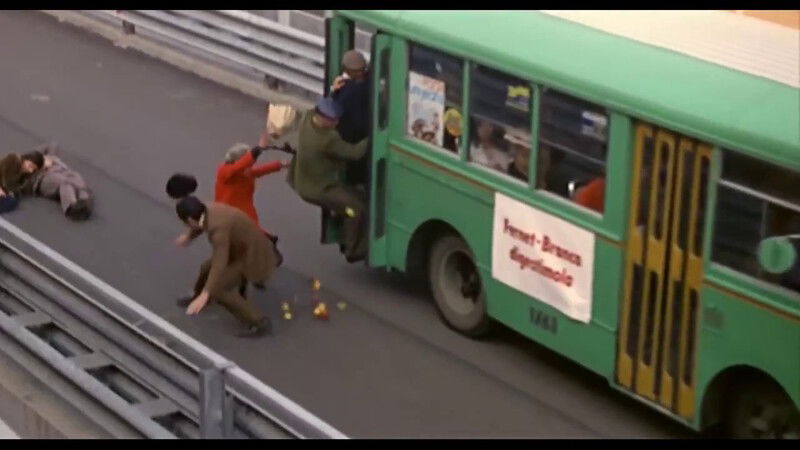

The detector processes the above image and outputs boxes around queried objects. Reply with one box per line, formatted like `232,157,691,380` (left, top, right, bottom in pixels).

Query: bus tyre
727,379,800,439
428,235,491,338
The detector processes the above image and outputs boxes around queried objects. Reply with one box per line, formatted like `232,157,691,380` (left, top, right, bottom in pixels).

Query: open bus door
364,33,392,266
320,15,354,246
321,18,393,267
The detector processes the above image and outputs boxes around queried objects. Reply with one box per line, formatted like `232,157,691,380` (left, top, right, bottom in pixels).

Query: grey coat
30,155,88,197
23,145,92,214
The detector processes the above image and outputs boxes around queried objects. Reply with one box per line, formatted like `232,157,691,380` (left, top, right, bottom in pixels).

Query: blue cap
315,96,343,120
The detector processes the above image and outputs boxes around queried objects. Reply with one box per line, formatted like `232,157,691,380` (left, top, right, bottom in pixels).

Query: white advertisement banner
491,192,596,323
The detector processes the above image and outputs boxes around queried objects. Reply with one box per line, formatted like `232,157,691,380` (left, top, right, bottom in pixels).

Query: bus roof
337,10,800,169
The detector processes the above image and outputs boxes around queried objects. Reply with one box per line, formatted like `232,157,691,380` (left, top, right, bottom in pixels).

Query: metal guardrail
81,10,327,97
0,217,346,439
65,10,374,100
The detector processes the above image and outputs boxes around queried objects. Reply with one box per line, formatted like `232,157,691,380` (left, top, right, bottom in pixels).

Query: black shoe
176,296,194,308
237,318,272,338
66,200,90,221
65,206,82,220
266,234,283,268
345,252,366,263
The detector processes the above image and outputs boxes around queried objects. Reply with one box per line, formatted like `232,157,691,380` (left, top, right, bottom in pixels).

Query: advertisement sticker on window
408,71,446,146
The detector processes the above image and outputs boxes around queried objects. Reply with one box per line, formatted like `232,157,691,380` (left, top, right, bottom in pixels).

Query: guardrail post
114,10,136,35
199,365,231,438
223,390,235,437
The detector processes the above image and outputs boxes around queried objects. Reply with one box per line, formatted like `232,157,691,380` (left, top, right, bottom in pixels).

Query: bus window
467,64,531,180
407,43,463,153
712,151,800,295
377,47,390,130
536,88,609,214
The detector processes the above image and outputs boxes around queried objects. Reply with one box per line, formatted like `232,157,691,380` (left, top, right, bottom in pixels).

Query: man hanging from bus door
289,96,369,262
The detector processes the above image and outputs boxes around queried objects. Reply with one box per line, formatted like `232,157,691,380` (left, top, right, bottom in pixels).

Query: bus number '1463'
530,306,558,334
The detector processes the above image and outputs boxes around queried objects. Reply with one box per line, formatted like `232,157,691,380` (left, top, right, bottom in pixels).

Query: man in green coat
290,97,369,262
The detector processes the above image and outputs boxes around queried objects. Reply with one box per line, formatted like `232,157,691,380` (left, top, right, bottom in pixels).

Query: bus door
322,16,393,266
321,15,354,245
616,121,712,420
365,33,392,266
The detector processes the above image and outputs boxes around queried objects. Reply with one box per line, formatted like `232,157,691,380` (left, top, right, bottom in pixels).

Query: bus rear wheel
428,235,491,338
727,379,800,439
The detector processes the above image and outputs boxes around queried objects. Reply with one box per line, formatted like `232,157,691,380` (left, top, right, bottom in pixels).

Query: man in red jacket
214,131,289,271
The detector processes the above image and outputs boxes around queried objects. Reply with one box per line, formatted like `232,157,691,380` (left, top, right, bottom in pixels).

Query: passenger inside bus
572,177,605,213
331,50,370,144
506,134,530,182
536,87,608,214
533,143,566,191
469,120,512,172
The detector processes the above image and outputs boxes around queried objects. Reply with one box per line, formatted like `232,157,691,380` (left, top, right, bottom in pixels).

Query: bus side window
467,64,531,180
712,151,800,295
536,88,609,214
378,47,390,130
406,43,463,153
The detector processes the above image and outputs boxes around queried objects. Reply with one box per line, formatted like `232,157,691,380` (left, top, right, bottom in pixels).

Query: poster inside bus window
506,85,530,112
581,110,608,141
407,71,445,147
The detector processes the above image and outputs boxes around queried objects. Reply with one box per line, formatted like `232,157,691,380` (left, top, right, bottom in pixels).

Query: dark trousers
264,231,283,267
60,184,93,214
193,259,265,326
314,184,367,261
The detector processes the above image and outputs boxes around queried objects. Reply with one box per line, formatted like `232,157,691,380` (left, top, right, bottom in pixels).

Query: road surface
0,11,692,438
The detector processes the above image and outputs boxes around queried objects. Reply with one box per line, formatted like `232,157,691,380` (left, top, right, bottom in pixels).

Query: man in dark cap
332,50,371,187
292,97,369,262
331,49,370,144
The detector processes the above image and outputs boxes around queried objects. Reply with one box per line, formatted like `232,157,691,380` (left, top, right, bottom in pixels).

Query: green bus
316,10,800,437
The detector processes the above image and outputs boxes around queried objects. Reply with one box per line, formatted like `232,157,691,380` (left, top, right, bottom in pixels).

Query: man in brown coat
175,196,277,338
